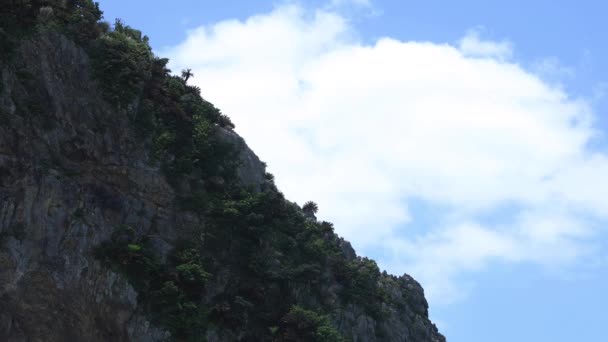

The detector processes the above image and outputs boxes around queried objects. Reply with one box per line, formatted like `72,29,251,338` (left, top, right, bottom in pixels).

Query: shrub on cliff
280,306,345,342
89,19,153,107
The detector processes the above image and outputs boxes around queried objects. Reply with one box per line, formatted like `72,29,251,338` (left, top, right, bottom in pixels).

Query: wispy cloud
163,4,607,305
329,0,372,7
458,28,513,59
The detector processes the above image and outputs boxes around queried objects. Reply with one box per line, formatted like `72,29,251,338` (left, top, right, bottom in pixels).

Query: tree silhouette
181,68,193,82
302,201,318,216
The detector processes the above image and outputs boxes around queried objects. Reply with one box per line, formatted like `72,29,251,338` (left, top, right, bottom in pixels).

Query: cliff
0,2,445,341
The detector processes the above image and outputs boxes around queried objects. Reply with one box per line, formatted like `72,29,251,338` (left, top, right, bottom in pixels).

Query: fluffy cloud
163,4,607,304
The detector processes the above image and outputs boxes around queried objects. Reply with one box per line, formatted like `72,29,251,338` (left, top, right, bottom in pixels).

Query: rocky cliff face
0,6,445,342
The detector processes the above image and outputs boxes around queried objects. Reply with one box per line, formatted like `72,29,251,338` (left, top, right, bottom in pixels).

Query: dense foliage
96,226,211,338
96,184,386,340
88,19,152,107
2,2,403,341
0,0,104,48
280,306,344,342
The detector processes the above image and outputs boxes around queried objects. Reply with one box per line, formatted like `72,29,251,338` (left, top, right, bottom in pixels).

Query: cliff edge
0,2,445,341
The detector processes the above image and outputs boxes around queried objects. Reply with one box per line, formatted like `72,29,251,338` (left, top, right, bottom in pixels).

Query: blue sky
99,1,608,341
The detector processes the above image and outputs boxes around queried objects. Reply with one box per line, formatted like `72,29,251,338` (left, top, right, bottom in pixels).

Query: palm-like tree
302,201,319,216
181,68,193,82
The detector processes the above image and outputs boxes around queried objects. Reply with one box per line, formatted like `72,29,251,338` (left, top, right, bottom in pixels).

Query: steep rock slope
0,2,445,341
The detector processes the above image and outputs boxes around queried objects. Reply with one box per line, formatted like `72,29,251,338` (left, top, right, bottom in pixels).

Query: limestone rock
0,26,445,342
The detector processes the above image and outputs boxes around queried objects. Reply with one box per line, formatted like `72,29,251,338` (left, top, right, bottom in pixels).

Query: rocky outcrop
0,28,444,342
0,31,176,341
216,126,267,191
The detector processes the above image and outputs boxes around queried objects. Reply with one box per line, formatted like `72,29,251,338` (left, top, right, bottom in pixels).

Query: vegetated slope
0,1,445,341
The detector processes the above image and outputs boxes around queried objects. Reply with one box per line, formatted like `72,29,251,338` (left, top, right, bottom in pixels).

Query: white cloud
383,209,599,303
163,4,608,305
330,0,372,7
458,28,513,59
532,56,575,80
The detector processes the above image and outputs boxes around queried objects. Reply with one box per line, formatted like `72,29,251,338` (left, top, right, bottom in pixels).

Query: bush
56,0,104,45
280,306,344,342
0,0,103,47
89,19,152,107
147,280,208,338
176,262,210,288
96,230,213,339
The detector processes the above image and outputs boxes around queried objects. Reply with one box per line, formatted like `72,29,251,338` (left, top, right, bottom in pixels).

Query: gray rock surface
0,31,175,341
216,126,267,191
0,31,445,341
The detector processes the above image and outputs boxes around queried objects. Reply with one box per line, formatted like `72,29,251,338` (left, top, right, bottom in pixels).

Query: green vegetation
95,183,389,340
88,19,152,107
82,9,390,338
303,200,319,215
279,306,345,342
0,1,104,58
2,1,402,340
181,68,193,82
95,226,211,339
